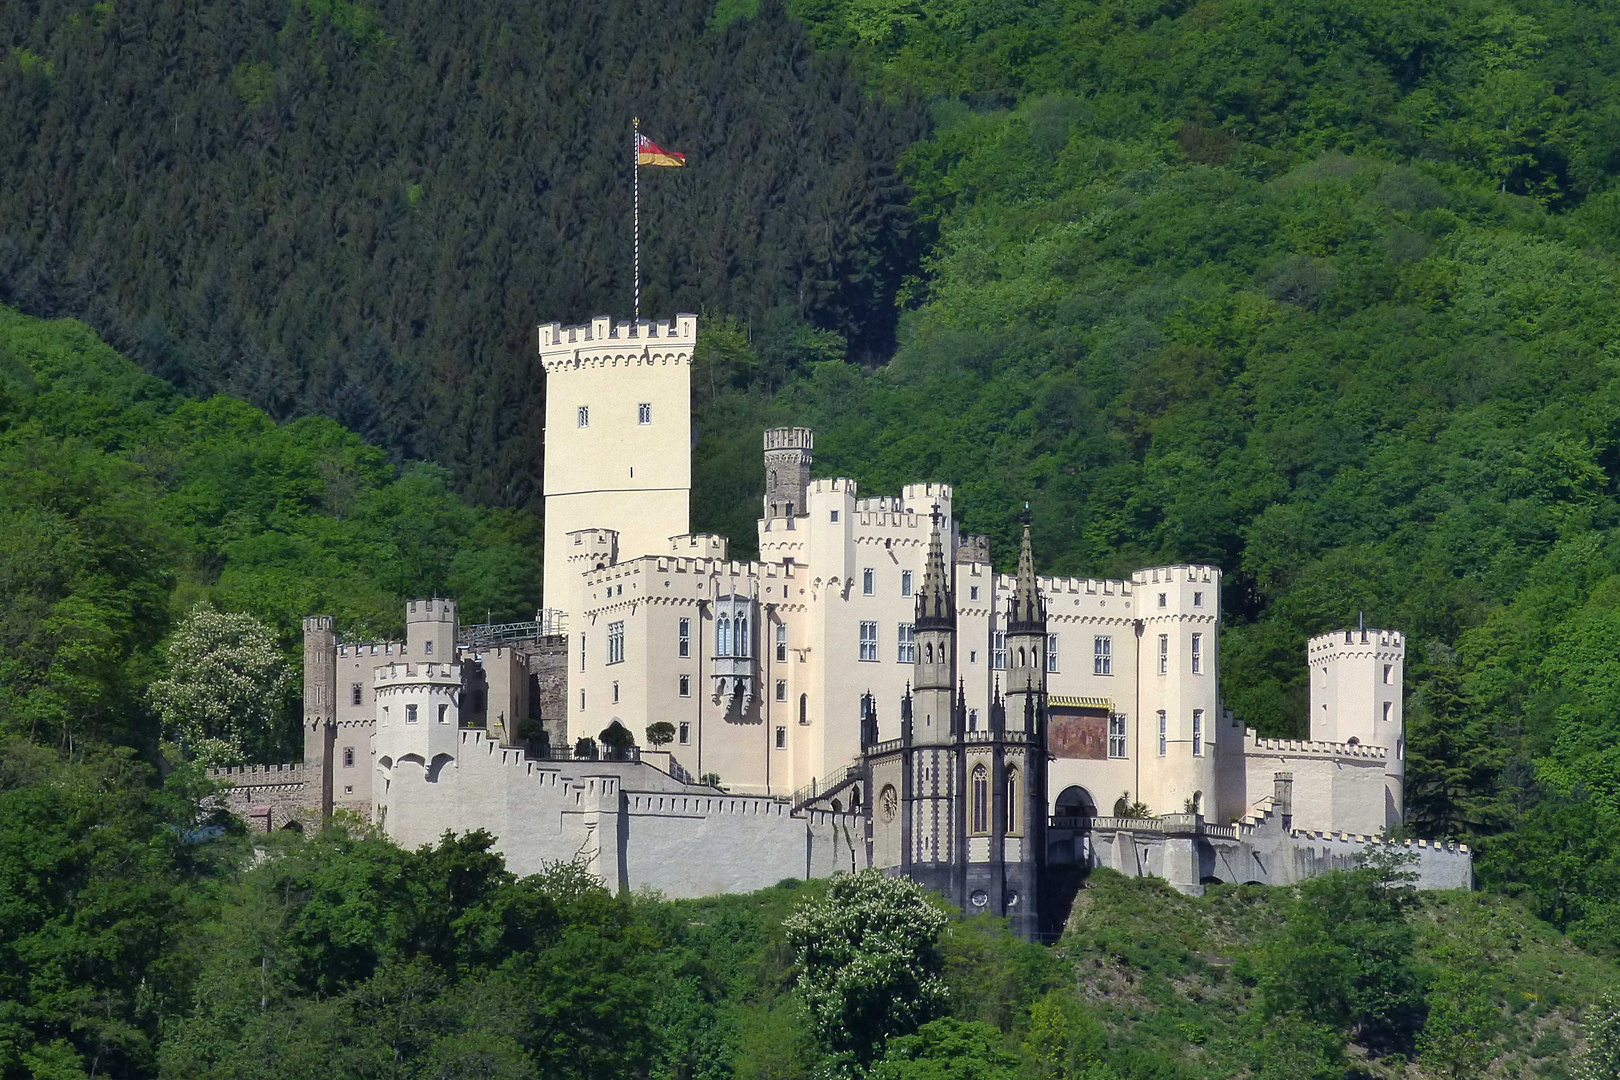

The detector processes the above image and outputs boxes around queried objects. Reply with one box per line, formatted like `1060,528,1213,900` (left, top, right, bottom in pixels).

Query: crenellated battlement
809,477,857,496
537,315,698,373
1245,729,1389,759
764,427,814,452
1308,628,1405,657
208,762,309,784
1131,564,1219,585
900,482,952,507
374,662,464,687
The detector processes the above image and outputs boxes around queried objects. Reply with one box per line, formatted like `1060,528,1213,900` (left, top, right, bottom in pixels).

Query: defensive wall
207,763,316,832
379,727,868,896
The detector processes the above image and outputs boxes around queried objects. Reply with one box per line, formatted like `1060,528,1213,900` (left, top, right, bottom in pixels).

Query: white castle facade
217,314,1470,936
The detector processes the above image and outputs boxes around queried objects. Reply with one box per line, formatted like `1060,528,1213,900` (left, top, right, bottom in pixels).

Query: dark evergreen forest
0,0,922,506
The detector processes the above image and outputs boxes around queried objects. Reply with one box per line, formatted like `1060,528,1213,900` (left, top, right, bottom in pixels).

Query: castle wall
208,764,316,832
1240,733,1391,836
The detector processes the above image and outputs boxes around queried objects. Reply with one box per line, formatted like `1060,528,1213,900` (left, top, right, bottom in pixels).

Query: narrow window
406,704,418,724
1006,769,1019,833
342,747,355,767
577,405,589,428
1193,591,1203,607
1157,711,1167,756
972,765,988,834
612,680,620,704
680,674,691,697
901,570,913,597
1158,592,1167,608
717,615,731,657
607,621,625,664
830,509,839,522
351,683,363,706
638,402,651,425
775,679,787,701
775,726,786,749
423,640,433,655
1093,635,1112,675
736,616,749,656
579,689,585,711
580,633,586,672
993,631,1007,669
1383,664,1393,685
799,693,809,725
1047,633,1059,672
1191,633,1203,674
1109,713,1127,758
382,705,389,723
678,721,690,745
775,623,787,662
970,650,978,664
437,703,448,724
679,617,691,658
1192,709,1204,756
1383,701,1393,723
1158,634,1169,675
859,621,878,661
897,624,915,664
970,586,980,601
862,568,875,595
968,708,979,731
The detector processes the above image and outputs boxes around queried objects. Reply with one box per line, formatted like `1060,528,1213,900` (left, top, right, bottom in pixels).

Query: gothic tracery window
971,765,988,834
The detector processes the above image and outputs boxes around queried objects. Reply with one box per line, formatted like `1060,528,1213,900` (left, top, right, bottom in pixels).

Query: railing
460,613,567,649
792,763,861,811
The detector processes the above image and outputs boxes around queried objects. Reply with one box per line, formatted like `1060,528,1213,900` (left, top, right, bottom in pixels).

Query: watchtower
763,427,814,522
1309,627,1405,825
539,314,697,618
406,598,458,659
302,615,338,818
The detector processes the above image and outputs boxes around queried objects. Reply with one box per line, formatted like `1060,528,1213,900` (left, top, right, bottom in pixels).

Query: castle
215,313,1470,937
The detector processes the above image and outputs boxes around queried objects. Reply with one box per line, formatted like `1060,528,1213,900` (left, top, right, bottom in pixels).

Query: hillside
0,305,540,756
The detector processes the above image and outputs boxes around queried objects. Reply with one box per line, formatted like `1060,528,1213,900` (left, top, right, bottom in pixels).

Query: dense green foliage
0,0,922,506
5,736,1615,1080
0,306,539,755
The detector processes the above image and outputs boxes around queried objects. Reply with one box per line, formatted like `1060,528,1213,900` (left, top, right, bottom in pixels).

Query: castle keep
215,313,1470,934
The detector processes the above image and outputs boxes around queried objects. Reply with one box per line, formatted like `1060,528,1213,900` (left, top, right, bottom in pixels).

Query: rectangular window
1158,592,1167,608
1093,635,1112,675
343,747,355,767
351,683,363,706
775,726,786,749
612,680,620,704
437,703,448,724
1193,591,1203,607
1191,633,1203,674
579,689,585,711
638,402,651,425
406,704,418,724
580,633,587,672
1158,711,1167,756
1158,634,1169,675
830,509,839,522
344,785,353,794
577,405,589,428
424,640,434,655
862,568,875,595
993,631,1007,669
970,650,978,664
1383,664,1393,685
897,624,915,664
859,621,878,662
679,618,691,658
680,674,691,697
901,570,913,597
776,624,787,662
1383,701,1393,722
678,721,690,745
1108,714,1127,759
382,705,389,723
968,708,979,731
607,621,625,665
1192,709,1204,756
970,585,980,601
1047,633,1059,672
775,679,787,701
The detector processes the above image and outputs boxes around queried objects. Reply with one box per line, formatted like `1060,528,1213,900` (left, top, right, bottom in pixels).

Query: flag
637,133,685,167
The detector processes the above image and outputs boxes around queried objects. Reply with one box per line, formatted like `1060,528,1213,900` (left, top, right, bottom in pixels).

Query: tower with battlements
538,315,697,623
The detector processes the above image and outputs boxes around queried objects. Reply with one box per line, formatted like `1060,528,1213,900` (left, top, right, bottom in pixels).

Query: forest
8,0,1620,1075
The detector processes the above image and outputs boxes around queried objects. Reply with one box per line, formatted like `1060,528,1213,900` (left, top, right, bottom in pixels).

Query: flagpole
633,116,640,320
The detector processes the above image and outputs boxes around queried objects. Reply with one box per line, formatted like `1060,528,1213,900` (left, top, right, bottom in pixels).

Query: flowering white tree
784,869,950,1077
1578,989,1620,1080
150,605,290,766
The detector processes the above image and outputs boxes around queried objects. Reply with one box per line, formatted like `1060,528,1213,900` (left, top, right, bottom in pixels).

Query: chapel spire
1007,502,1046,633
915,504,954,631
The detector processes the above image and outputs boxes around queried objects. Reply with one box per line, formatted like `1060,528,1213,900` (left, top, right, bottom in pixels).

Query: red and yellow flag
636,133,685,167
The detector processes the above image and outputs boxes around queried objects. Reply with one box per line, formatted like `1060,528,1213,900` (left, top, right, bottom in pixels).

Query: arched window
1017,647,1026,668
717,614,731,656
736,616,748,656
1006,768,1019,834
800,693,808,726
972,765,988,834
925,642,933,664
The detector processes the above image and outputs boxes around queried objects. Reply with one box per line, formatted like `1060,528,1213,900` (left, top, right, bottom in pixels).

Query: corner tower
763,427,813,522
539,315,696,620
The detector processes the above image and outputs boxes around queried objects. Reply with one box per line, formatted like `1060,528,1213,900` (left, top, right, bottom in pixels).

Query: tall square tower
539,315,697,620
